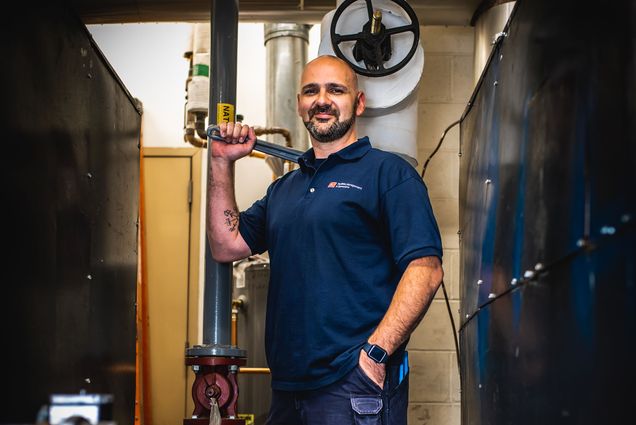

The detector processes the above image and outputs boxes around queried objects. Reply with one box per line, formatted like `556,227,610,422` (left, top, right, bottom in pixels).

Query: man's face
297,58,364,143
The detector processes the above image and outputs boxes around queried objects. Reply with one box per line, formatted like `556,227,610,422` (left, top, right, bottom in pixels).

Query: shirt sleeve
238,190,269,255
381,176,443,272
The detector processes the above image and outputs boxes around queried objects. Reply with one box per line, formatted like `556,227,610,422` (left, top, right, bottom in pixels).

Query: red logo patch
328,182,337,188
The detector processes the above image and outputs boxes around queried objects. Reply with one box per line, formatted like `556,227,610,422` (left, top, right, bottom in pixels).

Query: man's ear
355,92,366,117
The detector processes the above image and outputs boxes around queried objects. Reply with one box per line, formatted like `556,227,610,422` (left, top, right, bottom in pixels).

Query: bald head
300,55,359,93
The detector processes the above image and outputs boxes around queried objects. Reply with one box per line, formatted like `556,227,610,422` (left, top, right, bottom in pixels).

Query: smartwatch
363,342,389,364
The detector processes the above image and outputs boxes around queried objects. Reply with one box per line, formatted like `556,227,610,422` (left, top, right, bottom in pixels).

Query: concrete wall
407,26,474,425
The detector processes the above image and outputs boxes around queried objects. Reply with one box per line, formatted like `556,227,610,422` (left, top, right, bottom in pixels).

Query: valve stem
371,10,382,35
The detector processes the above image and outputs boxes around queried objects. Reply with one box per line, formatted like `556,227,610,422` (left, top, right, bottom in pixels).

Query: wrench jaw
206,125,227,142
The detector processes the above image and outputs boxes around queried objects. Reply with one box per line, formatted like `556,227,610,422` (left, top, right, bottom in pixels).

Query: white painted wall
88,23,191,148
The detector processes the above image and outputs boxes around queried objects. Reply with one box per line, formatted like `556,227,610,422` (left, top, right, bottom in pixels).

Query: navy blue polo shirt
238,137,442,391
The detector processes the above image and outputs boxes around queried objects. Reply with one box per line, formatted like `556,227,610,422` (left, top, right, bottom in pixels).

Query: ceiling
73,0,482,26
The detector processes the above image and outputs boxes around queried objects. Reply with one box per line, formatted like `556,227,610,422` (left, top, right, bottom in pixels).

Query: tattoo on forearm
223,209,239,232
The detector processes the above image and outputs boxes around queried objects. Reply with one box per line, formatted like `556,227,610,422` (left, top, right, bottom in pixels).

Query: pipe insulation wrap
318,1,424,110
187,76,209,113
187,25,211,114
357,92,419,166
193,22,211,54
187,52,210,113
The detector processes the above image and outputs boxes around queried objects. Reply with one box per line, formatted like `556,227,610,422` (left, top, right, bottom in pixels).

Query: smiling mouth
314,114,334,122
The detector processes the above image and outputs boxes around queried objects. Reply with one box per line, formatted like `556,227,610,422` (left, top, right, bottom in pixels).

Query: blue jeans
265,354,409,425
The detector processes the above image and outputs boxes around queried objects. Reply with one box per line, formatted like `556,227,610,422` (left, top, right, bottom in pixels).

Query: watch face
367,345,387,363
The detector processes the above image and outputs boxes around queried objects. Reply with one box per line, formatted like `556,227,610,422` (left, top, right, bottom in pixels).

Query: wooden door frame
141,146,204,418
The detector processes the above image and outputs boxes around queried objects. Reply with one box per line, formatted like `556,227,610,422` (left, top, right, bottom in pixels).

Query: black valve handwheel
330,0,420,77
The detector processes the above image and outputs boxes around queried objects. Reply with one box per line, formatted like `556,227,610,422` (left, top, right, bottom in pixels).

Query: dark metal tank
459,0,636,424
0,2,141,423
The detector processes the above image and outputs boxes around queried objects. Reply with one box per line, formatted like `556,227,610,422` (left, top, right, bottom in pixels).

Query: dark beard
304,115,355,143
303,99,358,143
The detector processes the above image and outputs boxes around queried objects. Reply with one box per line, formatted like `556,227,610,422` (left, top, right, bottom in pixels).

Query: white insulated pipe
187,23,211,114
318,0,424,166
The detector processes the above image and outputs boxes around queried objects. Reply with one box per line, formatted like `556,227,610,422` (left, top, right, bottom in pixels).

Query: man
208,55,443,425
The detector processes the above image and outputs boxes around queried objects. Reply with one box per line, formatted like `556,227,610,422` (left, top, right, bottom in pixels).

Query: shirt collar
298,137,371,173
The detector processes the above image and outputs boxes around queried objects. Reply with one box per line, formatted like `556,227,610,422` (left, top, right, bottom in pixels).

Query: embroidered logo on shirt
327,181,363,190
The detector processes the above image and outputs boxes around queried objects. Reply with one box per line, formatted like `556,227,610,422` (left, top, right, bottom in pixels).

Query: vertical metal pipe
264,23,311,152
203,0,239,347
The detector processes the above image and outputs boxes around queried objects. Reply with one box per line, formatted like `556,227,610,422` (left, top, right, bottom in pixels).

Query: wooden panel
186,149,203,416
144,156,192,424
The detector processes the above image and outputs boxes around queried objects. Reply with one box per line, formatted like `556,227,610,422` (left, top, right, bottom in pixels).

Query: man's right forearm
207,157,249,262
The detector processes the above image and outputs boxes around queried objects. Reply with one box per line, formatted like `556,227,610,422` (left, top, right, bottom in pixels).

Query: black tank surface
459,0,636,424
0,2,141,424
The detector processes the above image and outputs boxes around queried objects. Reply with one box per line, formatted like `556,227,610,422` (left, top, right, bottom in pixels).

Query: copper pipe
254,127,292,148
231,311,238,347
183,107,208,147
239,367,271,374
184,127,207,148
231,297,246,347
249,151,267,159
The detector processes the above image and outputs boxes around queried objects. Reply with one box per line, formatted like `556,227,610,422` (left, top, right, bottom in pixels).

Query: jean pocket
387,372,409,424
355,365,384,393
388,368,409,397
351,396,383,425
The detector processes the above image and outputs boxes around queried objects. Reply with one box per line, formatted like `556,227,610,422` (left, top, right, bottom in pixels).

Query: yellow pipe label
216,103,235,124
